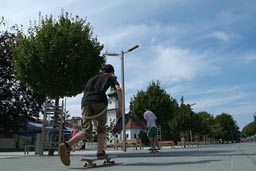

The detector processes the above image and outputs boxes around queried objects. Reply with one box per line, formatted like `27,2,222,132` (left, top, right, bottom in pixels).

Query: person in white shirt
143,106,160,150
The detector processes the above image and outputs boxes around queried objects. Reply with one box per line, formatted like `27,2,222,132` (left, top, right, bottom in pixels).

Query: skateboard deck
148,149,159,153
81,157,115,168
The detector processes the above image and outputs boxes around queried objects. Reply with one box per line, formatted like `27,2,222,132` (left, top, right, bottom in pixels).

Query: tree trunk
48,97,59,156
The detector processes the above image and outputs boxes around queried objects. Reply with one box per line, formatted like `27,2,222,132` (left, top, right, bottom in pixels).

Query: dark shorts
81,103,107,135
147,127,157,138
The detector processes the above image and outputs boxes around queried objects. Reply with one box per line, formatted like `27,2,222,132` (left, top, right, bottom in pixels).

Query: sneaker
97,150,108,159
58,142,72,166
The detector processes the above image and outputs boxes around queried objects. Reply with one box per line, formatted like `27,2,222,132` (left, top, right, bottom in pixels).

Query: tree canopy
241,122,255,138
130,81,175,125
0,28,45,137
12,12,105,98
213,113,239,142
241,114,256,138
129,81,177,140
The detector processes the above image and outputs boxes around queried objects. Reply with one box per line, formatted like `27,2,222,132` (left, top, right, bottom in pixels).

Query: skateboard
148,149,159,153
81,157,115,168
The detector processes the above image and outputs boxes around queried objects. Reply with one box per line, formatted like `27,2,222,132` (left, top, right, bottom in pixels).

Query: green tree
241,122,255,137
12,12,105,154
129,90,146,120
189,112,214,143
196,112,213,137
13,12,105,98
171,97,193,140
191,113,203,139
241,114,256,138
130,81,174,123
254,113,256,137
0,23,45,137
213,113,239,142
130,80,176,140
166,99,180,142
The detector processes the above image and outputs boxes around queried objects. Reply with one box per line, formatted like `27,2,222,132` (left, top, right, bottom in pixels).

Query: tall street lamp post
106,45,139,152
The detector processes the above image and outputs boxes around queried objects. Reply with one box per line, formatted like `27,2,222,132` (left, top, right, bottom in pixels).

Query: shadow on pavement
124,159,221,166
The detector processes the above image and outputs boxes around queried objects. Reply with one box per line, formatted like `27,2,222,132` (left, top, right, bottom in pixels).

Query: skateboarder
143,106,160,150
58,64,122,166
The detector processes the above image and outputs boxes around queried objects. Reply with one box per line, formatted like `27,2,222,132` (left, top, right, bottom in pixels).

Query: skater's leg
68,132,86,146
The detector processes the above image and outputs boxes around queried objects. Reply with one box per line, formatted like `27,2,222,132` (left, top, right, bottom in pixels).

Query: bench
159,140,174,148
126,139,144,150
177,141,206,147
112,138,143,150
177,141,190,147
24,145,35,155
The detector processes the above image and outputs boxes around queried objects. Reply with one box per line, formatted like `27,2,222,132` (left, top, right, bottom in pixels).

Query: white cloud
64,94,83,116
194,93,244,111
211,31,231,42
101,24,157,51
187,84,248,112
138,46,220,83
116,45,223,109
166,84,192,96
152,47,205,81
245,53,256,63
204,85,247,95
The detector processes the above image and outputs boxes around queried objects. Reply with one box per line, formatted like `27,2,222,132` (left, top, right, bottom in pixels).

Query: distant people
71,124,81,151
143,106,160,150
58,64,122,166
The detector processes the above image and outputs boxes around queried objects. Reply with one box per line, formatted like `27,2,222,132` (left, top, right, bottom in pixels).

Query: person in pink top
71,125,80,151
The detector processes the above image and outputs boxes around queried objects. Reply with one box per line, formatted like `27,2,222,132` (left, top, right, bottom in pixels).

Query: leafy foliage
129,90,146,120
241,114,256,138
213,113,239,142
196,112,213,136
129,80,177,140
0,30,45,137
130,81,175,125
241,122,255,137
12,12,105,98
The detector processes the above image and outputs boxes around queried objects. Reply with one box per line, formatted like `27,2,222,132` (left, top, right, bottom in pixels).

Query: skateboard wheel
103,160,107,165
111,160,115,164
83,163,87,167
92,163,97,167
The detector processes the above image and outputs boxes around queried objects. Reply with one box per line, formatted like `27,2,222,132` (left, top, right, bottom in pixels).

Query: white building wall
106,88,143,143
106,91,119,145
122,128,141,139
107,92,118,127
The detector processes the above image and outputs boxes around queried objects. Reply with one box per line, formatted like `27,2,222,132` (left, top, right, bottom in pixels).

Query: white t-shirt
144,110,157,128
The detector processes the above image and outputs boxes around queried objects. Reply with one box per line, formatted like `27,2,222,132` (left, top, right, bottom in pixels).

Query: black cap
102,64,115,73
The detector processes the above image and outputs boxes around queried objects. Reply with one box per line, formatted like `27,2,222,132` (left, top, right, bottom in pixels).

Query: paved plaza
0,143,255,171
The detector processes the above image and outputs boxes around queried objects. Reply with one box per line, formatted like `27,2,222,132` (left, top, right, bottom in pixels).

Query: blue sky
1,0,256,130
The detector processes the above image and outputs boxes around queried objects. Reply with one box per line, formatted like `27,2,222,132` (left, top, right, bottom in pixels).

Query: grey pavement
0,143,255,171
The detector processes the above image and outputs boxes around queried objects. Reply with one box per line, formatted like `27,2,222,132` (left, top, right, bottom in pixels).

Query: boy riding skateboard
144,106,160,150
58,64,122,166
